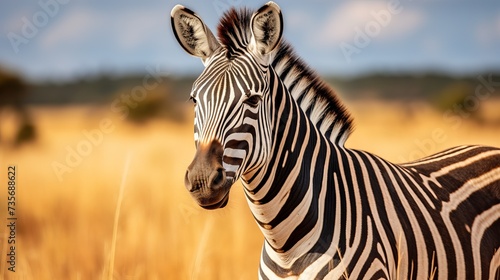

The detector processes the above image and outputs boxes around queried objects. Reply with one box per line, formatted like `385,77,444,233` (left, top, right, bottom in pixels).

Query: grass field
1,99,499,279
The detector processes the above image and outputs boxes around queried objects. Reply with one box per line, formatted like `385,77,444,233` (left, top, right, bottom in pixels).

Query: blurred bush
15,121,37,145
432,82,473,111
430,81,492,124
0,68,37,146
115,84,187,124
0,69,26,100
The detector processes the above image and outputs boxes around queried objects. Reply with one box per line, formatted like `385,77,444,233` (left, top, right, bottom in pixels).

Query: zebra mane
217,8,253,58
217,8,354,145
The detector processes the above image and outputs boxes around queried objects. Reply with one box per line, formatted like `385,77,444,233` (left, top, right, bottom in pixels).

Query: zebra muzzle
184,140,231,209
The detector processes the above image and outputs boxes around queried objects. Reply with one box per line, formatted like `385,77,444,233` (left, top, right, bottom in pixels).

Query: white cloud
40,8,100,49
286,10,314,30
476,13,500,47
114,10,165,50
3,9,34,34
315,1,424,46
40,6,167,51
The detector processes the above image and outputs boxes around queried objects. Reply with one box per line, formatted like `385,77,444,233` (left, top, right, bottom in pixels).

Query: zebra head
171,2,283,209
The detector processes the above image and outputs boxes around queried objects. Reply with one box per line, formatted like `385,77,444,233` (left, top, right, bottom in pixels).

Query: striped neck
215,8,353,145
271,42,353,145
242,69,340,266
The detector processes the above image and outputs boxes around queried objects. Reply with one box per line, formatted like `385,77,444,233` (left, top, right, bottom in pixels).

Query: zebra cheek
222,155,243,180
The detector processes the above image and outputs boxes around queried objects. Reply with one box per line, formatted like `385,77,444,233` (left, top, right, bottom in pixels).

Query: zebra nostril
212,168,225,187
185,169,200,192
184,170,192,190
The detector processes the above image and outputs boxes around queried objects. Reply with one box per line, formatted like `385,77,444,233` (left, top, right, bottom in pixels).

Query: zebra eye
244,95,262,107
189,96,197,104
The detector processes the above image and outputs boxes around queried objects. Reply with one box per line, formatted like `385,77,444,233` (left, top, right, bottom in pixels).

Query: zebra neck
271,42,353,145
242,71,342,264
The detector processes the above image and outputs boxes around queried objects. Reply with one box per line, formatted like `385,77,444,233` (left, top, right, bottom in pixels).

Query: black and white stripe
171,3,500,279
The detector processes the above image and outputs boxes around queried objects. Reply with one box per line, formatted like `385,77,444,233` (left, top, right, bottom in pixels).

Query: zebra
170,2,500,279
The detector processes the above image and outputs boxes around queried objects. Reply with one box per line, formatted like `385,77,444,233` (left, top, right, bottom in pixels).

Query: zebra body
170,2,500,279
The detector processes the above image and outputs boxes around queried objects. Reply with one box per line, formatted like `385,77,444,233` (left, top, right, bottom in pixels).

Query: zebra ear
171,5,220,62
250,1,283,55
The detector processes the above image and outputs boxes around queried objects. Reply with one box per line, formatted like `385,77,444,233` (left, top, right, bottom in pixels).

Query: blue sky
1,0,500,81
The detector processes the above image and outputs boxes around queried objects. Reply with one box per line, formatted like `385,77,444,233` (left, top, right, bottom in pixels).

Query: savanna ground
0,99,499,279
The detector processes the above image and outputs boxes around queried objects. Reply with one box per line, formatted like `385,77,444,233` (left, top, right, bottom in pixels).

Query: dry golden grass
0,100,499,279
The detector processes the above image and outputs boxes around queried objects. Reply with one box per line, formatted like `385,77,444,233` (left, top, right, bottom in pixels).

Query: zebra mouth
199,191,230,210
192,180,232,210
